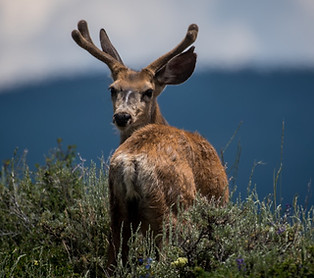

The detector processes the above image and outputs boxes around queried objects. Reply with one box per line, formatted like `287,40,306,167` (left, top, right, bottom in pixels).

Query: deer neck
151,102,168,126
119,101,168,144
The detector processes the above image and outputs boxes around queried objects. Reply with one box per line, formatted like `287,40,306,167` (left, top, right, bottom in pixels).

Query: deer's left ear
155,46,197,85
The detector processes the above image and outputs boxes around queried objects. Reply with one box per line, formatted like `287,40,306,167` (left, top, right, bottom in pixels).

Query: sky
1,0,314,91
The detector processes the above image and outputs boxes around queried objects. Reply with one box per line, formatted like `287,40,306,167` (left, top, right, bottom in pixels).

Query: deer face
72,20,198,141
109,70,160,131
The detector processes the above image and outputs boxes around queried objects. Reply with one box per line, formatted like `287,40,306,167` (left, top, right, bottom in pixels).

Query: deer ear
155,46,196,85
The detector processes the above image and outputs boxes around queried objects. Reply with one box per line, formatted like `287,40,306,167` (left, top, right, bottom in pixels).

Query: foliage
0,143,313,277
0,141,110,277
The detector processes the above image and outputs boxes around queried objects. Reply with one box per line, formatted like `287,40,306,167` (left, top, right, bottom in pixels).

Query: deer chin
114,122,131,131
116,121,146,139
115,122,140,137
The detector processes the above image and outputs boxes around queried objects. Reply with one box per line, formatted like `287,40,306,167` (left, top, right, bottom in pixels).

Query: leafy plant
0,141,110,277
0,142,313,277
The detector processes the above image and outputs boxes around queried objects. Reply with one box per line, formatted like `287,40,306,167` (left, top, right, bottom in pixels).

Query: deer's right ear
155,46,197,85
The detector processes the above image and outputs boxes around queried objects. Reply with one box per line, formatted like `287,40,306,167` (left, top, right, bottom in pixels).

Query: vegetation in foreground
0,143,313,277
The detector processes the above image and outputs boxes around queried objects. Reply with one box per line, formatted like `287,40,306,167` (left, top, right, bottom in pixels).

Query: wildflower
285,203,291,213
277,226,286,234
171,257,188,267
138,258,144,265
236,257,246,271
145,263,151,270
142,257,152,270
139,257,153,276
33,260,39,266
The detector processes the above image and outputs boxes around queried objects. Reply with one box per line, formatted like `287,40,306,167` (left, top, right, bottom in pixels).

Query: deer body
111,124,228,204
72,20,228,271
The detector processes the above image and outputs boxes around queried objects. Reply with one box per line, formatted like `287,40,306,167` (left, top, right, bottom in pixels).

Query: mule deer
72,20,229,270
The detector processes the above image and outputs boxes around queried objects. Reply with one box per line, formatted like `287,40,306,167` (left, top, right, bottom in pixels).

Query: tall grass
0,142,313,277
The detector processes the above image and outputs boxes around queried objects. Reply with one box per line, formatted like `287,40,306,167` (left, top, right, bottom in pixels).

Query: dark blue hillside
0,74,119,165
0,70,313,206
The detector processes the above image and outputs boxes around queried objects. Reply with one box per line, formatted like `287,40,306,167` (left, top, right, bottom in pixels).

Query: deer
72,20,229,272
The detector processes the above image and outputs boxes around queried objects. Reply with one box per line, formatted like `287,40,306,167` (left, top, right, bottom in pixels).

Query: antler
144,24,199,74
72,20,126,78
99,28,124,65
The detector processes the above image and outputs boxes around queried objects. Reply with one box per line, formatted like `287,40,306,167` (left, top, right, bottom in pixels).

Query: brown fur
72,20,228,272
108,125,228,267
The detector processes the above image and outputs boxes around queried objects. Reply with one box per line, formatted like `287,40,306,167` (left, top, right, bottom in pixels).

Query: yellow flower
33,260,39,266
171,257,188,267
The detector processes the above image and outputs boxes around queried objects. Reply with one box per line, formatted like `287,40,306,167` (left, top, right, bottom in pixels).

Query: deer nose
113,112,132,127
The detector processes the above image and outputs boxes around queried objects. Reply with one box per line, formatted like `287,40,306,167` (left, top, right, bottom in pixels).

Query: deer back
109,124,228,220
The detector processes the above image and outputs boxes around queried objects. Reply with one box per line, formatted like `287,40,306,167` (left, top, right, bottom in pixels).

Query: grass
0,141,313,277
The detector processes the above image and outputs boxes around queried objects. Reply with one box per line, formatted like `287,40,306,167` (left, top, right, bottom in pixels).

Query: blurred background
0,0,313,206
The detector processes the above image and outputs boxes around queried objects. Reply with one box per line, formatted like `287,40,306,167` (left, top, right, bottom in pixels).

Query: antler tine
144,24,199,74
77,20,93,44
72,20,126,77
100,28,124,65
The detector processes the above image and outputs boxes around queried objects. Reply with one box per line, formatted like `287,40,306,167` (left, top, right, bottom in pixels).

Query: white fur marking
113,153,154,200
125,90,132,104
114,152,139,200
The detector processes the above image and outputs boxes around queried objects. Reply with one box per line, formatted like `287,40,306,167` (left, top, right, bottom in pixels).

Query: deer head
72,20,198,143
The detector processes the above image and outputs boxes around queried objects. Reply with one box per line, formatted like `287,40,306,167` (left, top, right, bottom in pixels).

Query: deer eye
109,87,117,98
142,89,153,99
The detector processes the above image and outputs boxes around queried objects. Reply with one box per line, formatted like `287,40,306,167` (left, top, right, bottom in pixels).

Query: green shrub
0,141,110,277
111,193,313,278
0,142,313,277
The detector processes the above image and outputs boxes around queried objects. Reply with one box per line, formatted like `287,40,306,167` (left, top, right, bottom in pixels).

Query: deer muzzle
113,112,132,128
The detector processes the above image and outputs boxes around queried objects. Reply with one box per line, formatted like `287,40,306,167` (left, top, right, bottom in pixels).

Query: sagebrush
0,143,313,277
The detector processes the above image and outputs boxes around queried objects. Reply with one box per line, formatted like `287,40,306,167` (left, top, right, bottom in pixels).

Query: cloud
1,0,314,91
